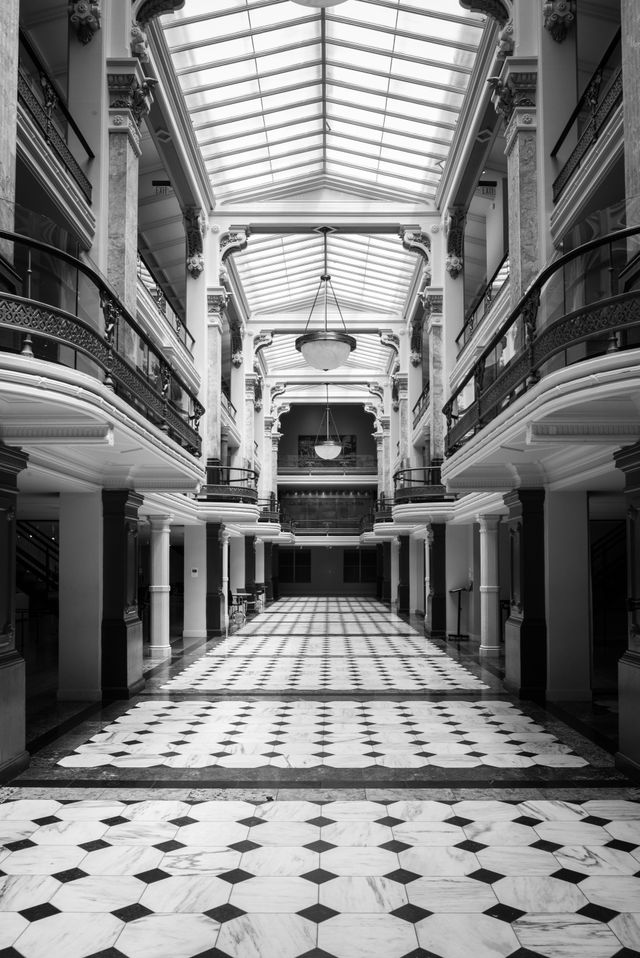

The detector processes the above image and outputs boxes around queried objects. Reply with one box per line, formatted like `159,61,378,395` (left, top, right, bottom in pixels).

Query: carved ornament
380,332,400,354
207,288,228,317
445,207,466,279
458,0,510,26
367,382,384,402
220,227,251,262
184,207,207,279
108,73,156,127
228,315,244,365
130,21,150,62
543,0,576,42
69,0,101,45
497,19,514,59
410,316,423,366
488,72,536,125
254,331,273,354
135,0,186,27
400,228,431,263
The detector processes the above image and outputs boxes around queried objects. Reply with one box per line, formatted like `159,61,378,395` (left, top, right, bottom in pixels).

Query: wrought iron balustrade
199,466,258,502
0,230,203,455
137,253,194,354
289,517,364,535
552,29,622,203
457,253,510,352
444,226,640,455
221,391,237,422
278,454,377,473
18,29,93,203
412,381,431,427
257,496,280,523
393,466,449,502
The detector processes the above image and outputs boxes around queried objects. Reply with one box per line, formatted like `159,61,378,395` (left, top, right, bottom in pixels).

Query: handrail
412,380,431,426
456,252,510,349
393,466,443,490
221,391,237,422
278,454,377,472
137,251,194,352
0,229,203,455
444,225,640,454
204,465,258,489
19,28,94,159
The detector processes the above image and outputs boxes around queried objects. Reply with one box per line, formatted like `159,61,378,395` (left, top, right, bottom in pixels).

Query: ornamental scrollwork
69,0,101,45
497,19,514,59
228,316,244,366
368,382,384,402
207,289,228,317
131,21,150,62
543,0,576,43
135,0,186,27
400,228,431,263
410,316,423,367
446,208,466,279
458,0,510,27
489,72,537,125
380,332,400,354
184,207,207,279
108,73,156,127
220,228,251,262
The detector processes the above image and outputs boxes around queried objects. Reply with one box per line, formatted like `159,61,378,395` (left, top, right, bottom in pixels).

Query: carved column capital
184,207,207,279
543,0,576,42
207,287,228,321
421,287,444,315
107,65,156,133
220,228,251,262
69,0,101,45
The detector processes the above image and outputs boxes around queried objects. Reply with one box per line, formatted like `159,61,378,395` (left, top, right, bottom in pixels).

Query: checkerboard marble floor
2,597,639,958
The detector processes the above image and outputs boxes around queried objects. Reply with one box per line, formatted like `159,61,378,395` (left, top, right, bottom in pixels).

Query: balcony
278,454,377,476
360,497,394,533
456,254,510,355
412,381,430,430
199,466,258,503
0,230,203,455
551,30,622,204
393,467,450,503
444,226,640,455
18,30,93,205
137,253,194,355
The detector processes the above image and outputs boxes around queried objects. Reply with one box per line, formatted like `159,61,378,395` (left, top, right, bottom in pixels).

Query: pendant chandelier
292,1,348,7
295,226,356,371
314,384,343,460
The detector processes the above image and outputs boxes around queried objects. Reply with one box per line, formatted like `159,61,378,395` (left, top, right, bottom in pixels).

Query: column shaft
478,516,502,657
425,524,447,639
205,522,224,637
148,515,172,659
0,0,18,241
183,524,207,643
622,0,640,223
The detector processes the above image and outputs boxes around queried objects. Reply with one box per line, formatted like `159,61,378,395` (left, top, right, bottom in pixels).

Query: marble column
424,523,447,639
205,522,225,637
206,288,227,469
148,514,173,660
503,489,546,698
613,441,640,773
58,492,102,700
101,490,144,699
397,535,410,612
0,0,19,249
229,535,243,594
379,417,392,498
260,416,275,500
183,524,206,645
0,444,28,780
390,537,400,610
106,60,153,313
491,60,539,305
423,290,445,463
544,492,590,699
244,373,257,472
396,374,410,466
622,0,640,225
271,429,282,499
255,538,265,590
478,515,502,657
221,530,230,635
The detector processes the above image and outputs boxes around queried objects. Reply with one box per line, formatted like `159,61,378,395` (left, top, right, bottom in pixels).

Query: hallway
1,599,639,958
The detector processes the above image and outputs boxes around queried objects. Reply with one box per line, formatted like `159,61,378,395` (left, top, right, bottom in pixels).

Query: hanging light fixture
295,226,356,371
292,1,348,7
314,384,343,460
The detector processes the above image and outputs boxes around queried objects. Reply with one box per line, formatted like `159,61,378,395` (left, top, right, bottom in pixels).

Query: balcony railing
444,226,640,455
257,496,280,523
412,381,431,428
221,391,237,423
393,466,449,503
199,466,258,502
18,29,93,204
289,517,364,535
360,497,395,532
278,454,377,474
456,253,510,352
551,29,622,203
137,253,194,354
0,230,203,455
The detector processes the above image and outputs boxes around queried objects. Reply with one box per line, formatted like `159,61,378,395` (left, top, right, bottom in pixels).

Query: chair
228,592,246,629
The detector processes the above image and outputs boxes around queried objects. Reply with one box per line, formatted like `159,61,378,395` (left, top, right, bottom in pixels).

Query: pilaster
424,523,447,639
622,0,640,224
423,289,444,463
0,0,19,246
477,515,502,656
206,287,228,466
148,514,173,660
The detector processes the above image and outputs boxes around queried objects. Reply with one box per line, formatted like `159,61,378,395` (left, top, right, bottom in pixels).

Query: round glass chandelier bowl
292,0,348,7
314,439,343,460
295,330,356,371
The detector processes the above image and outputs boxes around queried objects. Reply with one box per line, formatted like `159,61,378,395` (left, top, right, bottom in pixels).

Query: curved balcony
0,230,203,456
200,466,258,503
393,467,449,503
444,226,640,456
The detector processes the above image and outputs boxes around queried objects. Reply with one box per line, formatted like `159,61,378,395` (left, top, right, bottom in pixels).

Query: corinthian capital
69,0,101,45
543,0,576,42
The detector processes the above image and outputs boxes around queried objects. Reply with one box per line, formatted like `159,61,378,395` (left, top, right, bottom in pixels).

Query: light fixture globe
314,439,343,460
292,0,348,7
295,330,356,371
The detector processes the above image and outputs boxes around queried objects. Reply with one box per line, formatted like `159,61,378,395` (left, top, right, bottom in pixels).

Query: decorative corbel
207,287,228,320
458,0,510,26
130,21,150,62
488,72,536,126
253,363,263,411
543,0,576,42
496,19,514,59
410,316,424,367
445,207,466,279
69,0,101,45
380,332,400,355
220,228,251,262
254,331,273,355
108,72,156,127
184,207,207,279
400,228,431,264
367,382,384,403
134,0,186,28
270,382,287,413
228,315,245,367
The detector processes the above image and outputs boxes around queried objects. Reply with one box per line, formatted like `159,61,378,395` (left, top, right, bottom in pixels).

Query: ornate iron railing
456,253,510,351
412,381,431,427
221,391,237,423
551,29,622,203
257,496,280,523
444,226,640,455
278,454,377,473
137,253,194,353
199,466,258,502
289,517,364,534
393,466,449,502
0,230,203,455
18,30,93,203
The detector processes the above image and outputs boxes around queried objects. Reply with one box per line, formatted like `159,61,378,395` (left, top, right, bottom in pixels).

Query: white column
206,288,227,464
379,417,392,498
390,537,400,610
183,523,206,644
255,538,265,584
58,492,103,700
229,535,244,593
410,535,425,614
271,430,281,498
260,416,275,499
478,515,502,656
545,491,591,699
148,515,172,659
221,530,230,635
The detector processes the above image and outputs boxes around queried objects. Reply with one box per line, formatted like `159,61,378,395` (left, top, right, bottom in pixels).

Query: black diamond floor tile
19,902,60,922
484,903,527,923
391,903,433,923
111,903,154,923
300,868,338,885
577,902,620,922
384,868,421,885
298,903,339,923
218,868,255,884
204,904,246,923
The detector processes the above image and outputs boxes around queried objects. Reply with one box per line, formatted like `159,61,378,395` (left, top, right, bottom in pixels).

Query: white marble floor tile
320,846,399,877
580,875,640,911
476,845,562,876
416,912,520,958
216,913,316,958
115,913,220,958
0,912,27,949
229,876,317,912
513,913,622,958
0,874,60,911
139,875,231,912
13,912,122,958
407,876,497,912
534,821,611,845
160,847,241,875
554,844,640,875
0,800,62,820
1,845,86,875
50,874,144,911
493,876,589,912
609,912,640,951
320,876,408,913
318,912,419,958
239,846,319,877
398,845,480,876
81,844,163,875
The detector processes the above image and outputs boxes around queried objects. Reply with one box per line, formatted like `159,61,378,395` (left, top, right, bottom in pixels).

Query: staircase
16,520,59,612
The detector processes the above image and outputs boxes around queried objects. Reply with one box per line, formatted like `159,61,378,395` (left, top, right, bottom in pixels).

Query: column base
0,749,29,783
102,676,145,702
146,644,172,660
479,645,501,658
